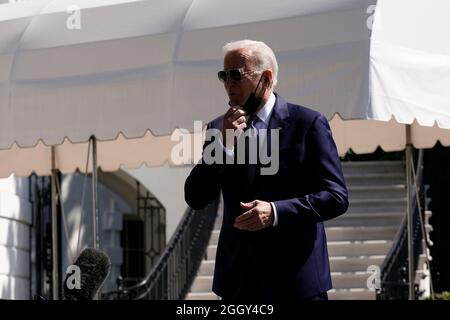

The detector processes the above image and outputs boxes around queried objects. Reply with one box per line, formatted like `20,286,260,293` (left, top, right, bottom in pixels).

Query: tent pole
91,136,100,250
51,146,59,300
406,125,415,300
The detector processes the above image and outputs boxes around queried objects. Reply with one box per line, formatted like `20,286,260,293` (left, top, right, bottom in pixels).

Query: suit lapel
267,93,290,155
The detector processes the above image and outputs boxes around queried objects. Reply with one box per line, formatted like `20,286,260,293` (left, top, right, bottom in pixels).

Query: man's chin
228,98,243,108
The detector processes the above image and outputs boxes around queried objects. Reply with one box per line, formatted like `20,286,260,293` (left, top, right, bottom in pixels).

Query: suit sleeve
273,114,349,227
184,122,225,210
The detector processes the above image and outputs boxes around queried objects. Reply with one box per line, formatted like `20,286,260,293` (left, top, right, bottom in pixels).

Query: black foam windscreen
63,247,111,300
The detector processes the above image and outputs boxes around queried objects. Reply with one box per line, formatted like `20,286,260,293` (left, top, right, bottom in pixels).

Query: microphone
63,247,111,300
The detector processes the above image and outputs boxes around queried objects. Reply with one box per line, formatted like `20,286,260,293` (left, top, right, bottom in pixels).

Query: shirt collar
255,92,276,125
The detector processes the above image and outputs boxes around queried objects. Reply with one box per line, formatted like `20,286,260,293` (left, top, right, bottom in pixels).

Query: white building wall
0,176,32,299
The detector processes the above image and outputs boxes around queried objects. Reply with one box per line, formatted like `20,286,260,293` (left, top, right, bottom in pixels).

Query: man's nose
225,74,238,85
225,80,238,92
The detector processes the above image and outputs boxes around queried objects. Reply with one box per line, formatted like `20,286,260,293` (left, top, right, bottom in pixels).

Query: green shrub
431,292,450,300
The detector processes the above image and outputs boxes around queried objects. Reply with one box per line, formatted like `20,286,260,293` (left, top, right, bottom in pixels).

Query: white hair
223,39,279,87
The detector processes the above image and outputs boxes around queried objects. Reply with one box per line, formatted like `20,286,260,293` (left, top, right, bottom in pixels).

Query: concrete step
198,260,215,276
209,230,220,245
346,198,406,214
328,289,376,300
332,272,372,290
206,241,392,262
348,185,405,200
189,273,376,296
216,209,406,231
185,292,219,300
208,226,399,245
344,173,404,186
325,212,404,227
325,226,398,242
330,256,385,273
342,161,404,175
198,254,392,277
206,246,217,260
214,217,223,230
327,241,393,257
190,275,214,293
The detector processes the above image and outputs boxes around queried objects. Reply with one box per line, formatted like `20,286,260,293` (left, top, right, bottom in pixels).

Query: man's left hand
234,200,274,231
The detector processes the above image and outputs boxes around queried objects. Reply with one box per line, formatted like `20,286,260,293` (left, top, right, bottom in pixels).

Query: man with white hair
185,40,348,300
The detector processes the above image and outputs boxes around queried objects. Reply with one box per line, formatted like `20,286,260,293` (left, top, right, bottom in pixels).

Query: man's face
223,49,260,107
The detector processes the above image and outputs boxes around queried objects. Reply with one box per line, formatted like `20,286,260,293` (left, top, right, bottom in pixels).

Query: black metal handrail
103,196,219,300
377,150,427,299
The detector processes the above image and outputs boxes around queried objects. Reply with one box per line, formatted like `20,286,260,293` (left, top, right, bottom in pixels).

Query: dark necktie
242,115,260,200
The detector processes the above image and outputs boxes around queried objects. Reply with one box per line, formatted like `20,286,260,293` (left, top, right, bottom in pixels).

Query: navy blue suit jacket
184,94,348,300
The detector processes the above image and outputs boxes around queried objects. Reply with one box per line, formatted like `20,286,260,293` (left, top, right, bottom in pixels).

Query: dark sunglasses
217,68,258,82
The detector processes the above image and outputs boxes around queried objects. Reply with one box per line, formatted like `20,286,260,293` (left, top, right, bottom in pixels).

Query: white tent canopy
0,0,450,177
370,0,450,128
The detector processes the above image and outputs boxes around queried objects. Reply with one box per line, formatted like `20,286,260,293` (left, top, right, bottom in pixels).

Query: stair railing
103,196,219,300
377,150,433,299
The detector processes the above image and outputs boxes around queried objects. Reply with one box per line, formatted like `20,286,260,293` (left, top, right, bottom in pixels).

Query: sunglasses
217,68,259,82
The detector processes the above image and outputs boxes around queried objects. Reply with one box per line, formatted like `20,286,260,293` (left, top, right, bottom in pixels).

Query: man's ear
263,69,273,86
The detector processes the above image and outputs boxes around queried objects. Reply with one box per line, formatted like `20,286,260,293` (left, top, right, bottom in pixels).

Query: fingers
242,221,264,231
234,213,264,231
235,208,255,223
235,215,270,231
227,108,246,124
222,107,247,140
224,106,238,117
235,201,258,225
234,209,261,229
234,200,273,231
232,115,246,127
234,122,247,132
240,200,257,209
